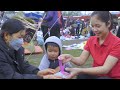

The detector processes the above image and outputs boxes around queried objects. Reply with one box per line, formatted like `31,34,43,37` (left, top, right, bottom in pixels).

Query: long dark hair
91,11,113,30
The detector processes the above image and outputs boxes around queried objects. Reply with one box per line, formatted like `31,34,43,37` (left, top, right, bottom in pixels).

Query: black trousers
41,25,60,41
41,26,49,42
77,74,111,79
50,26,60,39
79,28,83,36
76,26,80,36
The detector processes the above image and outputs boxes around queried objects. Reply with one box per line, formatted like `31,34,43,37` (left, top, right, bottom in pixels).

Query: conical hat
12,15,37,30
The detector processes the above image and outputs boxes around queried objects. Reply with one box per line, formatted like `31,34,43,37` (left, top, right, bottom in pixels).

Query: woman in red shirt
59,11,120,79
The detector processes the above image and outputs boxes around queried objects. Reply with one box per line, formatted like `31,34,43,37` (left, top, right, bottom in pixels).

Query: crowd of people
61,16,91,38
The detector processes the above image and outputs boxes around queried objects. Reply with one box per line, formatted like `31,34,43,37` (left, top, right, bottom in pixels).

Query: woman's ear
107,21,111,28
4,32,11,42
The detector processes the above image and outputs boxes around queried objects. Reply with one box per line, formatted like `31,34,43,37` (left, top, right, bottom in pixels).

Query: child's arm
54,66,60,73
38,55,49,70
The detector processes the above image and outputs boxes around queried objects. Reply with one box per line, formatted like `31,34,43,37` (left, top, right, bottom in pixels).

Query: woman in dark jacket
0,18,60,79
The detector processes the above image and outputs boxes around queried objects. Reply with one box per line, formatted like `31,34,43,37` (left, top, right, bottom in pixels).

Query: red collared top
84,32,120,79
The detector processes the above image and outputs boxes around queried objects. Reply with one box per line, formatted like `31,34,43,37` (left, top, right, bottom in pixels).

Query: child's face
47,45,59,60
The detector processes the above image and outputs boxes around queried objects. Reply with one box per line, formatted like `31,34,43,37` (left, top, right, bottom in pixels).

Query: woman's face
11,30,26,40
5,30,26,44
47,45,59,60
90,15,110,38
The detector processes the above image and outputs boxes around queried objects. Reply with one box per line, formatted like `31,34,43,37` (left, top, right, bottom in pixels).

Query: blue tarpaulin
24,12,43,22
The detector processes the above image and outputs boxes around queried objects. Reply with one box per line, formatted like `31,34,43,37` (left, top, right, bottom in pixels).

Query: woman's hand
37,68,56,77
58,54,74,63
65,68,81,79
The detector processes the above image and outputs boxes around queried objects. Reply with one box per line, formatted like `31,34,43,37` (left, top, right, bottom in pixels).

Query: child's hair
45,42,60,55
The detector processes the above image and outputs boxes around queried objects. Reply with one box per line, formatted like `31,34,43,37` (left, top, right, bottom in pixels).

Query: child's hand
54,67,60,73
37,68,56,77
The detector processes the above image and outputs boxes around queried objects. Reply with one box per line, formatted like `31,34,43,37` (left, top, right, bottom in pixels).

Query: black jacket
117,26,120,38
0,36,42,79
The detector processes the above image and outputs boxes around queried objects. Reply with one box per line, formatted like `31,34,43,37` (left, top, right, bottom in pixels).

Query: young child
38,36,72,73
